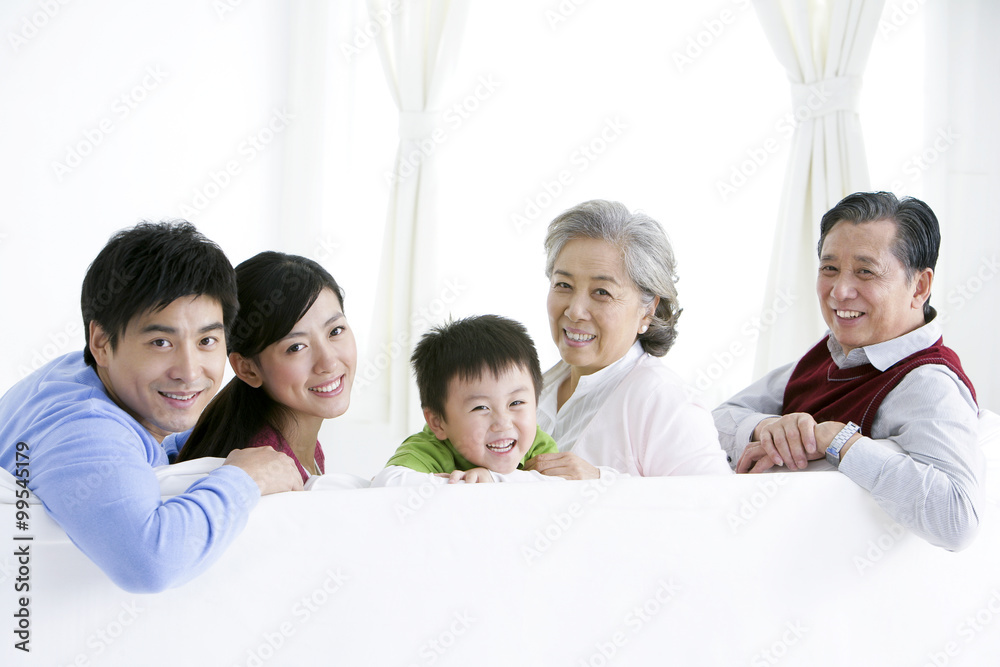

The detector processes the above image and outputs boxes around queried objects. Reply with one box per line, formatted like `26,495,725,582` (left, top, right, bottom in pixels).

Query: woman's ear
640,296,660,331
230,352,263,388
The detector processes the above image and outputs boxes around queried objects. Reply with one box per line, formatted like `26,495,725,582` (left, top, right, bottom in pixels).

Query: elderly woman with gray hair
524,200,731,480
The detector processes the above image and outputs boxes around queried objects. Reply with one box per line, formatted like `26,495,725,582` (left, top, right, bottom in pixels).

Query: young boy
373,315,562,485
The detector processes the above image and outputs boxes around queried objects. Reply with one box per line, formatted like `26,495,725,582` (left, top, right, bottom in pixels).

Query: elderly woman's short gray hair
544,199,681,357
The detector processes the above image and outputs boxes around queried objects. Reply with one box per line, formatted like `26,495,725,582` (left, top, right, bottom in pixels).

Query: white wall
1,0,995,479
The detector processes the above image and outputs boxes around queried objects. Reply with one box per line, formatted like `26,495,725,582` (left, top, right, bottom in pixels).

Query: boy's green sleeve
384,425,456,473
522,426,559,463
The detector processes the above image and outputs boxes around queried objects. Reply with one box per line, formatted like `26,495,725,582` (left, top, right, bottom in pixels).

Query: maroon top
782,336,976,437
248,425,325,484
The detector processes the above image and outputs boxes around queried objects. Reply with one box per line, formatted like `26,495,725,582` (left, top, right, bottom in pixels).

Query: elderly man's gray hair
544,199,682,357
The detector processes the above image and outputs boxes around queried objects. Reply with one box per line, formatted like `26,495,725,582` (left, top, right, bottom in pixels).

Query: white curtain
364,0,470,432
925,0,1000,410
277,0,331,252
752,0,885,375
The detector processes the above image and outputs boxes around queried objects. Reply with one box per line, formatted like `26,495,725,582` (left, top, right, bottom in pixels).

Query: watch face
825,446,840,467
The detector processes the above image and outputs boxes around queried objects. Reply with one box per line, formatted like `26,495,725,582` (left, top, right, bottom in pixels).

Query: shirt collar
544,340,646,401
827,316,942,371
580,340,644,388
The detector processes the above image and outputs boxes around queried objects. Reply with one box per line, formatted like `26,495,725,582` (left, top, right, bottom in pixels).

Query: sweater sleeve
30,414,260,593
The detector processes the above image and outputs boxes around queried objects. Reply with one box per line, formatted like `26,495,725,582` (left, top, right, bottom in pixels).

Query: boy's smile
425,365,537,474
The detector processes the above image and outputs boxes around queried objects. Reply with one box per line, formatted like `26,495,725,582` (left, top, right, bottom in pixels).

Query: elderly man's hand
736,441,781,473
524,452,600,480
745,413,822,472
738,419,861,473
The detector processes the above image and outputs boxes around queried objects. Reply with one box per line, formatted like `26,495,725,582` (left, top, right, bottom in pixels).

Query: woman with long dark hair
177,252,355,483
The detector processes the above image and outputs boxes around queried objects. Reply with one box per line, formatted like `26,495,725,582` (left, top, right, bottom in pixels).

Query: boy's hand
524,452,599,480
446,468,495,484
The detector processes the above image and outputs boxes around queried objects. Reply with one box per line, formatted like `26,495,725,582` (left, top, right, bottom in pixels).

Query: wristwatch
825,421,860,467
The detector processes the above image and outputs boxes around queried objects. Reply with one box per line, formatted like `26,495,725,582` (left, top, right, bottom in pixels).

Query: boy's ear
89,321,112,368
230,352,263,389
423,407,449,441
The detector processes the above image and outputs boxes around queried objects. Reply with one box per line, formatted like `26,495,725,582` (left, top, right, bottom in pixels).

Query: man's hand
444,468,494,484
738,418,860,473
223,447,303,495
750,413,821,471
524,452,599,480
736,441,781,473
814,420,862,461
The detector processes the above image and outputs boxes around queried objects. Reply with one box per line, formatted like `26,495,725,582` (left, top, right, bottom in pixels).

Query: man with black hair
714,192,984,551
0,221,302,592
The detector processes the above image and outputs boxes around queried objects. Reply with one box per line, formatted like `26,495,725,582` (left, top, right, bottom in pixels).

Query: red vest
782,336,976,436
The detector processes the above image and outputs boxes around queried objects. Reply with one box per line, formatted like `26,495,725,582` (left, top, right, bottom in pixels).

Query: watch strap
825,421,860,467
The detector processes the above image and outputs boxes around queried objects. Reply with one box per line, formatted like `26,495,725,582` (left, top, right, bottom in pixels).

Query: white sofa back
3,412,999,666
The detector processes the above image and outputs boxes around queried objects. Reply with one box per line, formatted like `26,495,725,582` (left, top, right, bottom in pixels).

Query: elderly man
713,191,983,550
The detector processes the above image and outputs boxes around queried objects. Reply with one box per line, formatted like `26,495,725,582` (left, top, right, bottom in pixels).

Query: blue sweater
0,352,260,592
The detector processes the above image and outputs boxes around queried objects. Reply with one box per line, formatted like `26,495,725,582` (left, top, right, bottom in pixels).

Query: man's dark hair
412,315,543,419
818,191,940,320
81,221,238,367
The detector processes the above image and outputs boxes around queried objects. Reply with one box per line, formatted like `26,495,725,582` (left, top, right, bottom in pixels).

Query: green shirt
385,424,558,474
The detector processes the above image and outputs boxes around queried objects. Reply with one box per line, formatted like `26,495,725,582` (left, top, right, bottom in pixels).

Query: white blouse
538,341,731,476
